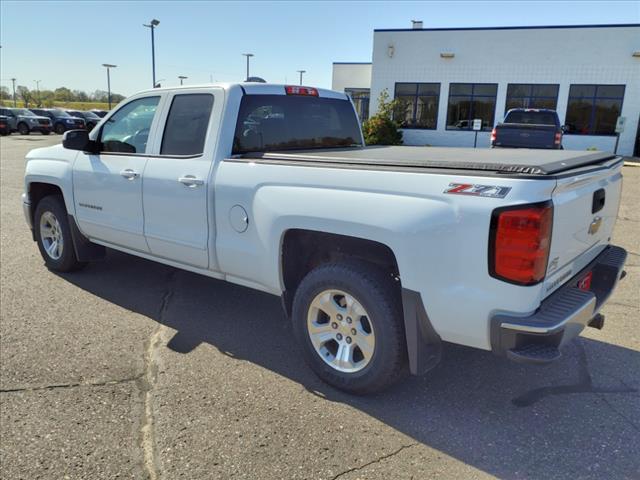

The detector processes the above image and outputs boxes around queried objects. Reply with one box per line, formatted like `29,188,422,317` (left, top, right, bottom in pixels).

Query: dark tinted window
504,111,558,125
233,94,361,153
505,84,559,112
446,83,497,131
161,94,214,156
393,83,440,129
565,84,624,135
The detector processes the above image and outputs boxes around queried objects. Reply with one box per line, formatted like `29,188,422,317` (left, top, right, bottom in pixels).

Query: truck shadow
59,249,640,479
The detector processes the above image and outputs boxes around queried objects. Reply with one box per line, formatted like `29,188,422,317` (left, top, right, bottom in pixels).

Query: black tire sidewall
34,196,82,272
55,123,65,134
18,123,29,135
292,262,405,394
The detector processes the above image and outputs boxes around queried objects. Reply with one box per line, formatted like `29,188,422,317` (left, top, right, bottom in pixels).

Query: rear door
142,88,223,269
73,95,163,252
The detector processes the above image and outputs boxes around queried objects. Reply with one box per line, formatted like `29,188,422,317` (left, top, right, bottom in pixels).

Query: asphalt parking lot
0,134,638,480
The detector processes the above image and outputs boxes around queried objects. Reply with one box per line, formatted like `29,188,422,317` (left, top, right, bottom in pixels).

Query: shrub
361,89,403,146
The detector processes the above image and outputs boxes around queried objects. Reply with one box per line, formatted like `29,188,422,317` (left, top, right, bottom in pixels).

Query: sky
1,0,638,96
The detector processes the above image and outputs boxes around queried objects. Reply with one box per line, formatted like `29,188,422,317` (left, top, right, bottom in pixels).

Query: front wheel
292,261,407,394
17,123,30,135
54,123,65,134
34,195,86,272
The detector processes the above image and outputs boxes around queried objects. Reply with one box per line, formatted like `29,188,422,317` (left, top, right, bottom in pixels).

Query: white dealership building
332,23,640,156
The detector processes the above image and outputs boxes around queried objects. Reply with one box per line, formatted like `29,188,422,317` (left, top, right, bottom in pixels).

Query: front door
142,90,220,268
73,95,162,252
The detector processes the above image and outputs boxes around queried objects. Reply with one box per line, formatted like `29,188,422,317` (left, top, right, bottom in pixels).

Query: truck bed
237,146,618,177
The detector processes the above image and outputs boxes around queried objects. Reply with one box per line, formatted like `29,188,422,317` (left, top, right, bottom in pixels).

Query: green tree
16,86,33,107
0,86,10,100
361,89,403,145
54,87,73,102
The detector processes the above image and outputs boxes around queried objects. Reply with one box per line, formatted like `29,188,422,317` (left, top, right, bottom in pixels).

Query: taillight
489,201,553,285
554,132,561,145
285,85,318,96
490,128,497,142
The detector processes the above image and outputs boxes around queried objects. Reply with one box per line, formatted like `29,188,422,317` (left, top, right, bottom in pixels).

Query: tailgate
495,124,556,149
542,160,623,298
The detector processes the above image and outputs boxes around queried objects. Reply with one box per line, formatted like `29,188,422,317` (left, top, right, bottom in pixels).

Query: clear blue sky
1,1,638,96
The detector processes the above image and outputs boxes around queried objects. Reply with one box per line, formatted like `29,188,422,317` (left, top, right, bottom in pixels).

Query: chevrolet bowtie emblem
588,216,602,235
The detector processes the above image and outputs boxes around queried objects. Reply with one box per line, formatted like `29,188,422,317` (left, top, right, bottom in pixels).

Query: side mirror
62,129,98,153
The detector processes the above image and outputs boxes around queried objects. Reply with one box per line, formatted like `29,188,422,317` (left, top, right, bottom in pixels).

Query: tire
42,131,51,136
17,122,30,135
292,261,407,394
55,123,65,135
34,195,86,272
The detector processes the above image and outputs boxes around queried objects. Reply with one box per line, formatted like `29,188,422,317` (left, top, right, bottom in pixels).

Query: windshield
83,111,100,119
504,111,557,126
13,109,36,116
233,94,362,154
50,109,71,117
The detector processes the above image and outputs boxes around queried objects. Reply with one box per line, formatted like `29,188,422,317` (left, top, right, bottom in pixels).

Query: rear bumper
490,245,627,363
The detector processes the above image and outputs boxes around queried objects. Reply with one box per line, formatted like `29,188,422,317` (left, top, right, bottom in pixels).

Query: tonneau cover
239,146,617,175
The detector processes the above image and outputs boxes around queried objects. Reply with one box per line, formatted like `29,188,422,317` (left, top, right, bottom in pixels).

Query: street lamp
297,70,306,85
178,75,188,85
242,53,254,81
143,18,160,88
11,78,16,107
34,80,41,104
102,64,117,109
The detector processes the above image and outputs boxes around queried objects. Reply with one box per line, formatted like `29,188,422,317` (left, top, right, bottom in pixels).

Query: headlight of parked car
65,119,74,123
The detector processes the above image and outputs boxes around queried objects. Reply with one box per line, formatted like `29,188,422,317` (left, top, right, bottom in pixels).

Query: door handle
120,168,139,180
178,175,204,187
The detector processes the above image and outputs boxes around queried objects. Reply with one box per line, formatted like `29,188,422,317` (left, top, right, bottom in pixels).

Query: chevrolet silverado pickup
22,83,627,394
491,108,564,149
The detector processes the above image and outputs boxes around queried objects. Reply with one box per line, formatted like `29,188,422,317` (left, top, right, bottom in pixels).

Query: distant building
332,23,640,156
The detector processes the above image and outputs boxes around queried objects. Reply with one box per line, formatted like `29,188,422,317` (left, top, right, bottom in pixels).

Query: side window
160,94,214,156
100,96,160,154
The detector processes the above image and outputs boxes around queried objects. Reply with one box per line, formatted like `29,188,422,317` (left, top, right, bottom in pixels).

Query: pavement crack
0,375,144,394
329,443,418,480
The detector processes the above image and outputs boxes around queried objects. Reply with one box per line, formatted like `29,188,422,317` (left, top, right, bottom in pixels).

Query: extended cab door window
100,96,160,154
160,94,214,156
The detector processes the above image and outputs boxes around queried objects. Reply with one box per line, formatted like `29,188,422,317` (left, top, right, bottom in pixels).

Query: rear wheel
292,261,407,394
17,122,30,135
34,195,86,272
55,123,65,134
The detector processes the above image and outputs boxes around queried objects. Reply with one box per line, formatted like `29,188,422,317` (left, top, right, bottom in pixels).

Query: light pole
102,64,117,109
297,70,306,85
178,75,188,85
242,53,254,81
34,80,41,105
11,78,16,107
143,19,160,88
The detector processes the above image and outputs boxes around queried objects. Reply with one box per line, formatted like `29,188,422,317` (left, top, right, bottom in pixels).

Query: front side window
233,94,362,154
446,83,497,131
161,94,214,156
100,96,160,153
565,85,624,135
505,84,559,112
345,88,370,122
393,83,440,129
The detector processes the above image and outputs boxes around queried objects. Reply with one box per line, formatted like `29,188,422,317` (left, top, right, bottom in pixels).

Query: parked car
491,108,564,149
65,110,102,131
21,83,627,394
90,109,109,118
0,115,10,136
29,108,85,134
0,107,52,135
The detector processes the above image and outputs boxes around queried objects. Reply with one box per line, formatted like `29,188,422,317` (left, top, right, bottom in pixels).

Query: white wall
331,63,372,92
369,25,640,156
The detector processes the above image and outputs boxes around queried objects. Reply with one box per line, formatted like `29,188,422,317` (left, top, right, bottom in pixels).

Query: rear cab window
504,111,558,126
232,94,362,154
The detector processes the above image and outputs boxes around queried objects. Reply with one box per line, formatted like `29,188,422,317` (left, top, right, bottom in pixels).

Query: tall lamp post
178,75,188,85
242,53,254,81
143,19,160,88
33,80,41,105
102,64,117,109
11,78,16,107
297,70,306,85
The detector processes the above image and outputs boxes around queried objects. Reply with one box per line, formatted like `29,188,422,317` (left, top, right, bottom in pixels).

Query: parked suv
0,107,52,135
29,108,85,134
65,110,102,131
0,115,10,135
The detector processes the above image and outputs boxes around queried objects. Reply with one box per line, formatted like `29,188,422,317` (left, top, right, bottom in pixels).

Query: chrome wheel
39,211,64,260
307,289,375,373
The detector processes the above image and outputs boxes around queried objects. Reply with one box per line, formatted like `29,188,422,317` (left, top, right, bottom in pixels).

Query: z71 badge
444,183,512,198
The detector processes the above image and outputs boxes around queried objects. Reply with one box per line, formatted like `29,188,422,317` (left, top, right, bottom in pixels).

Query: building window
565,85,625,135
446,83,497,131
393,83,440,129
345,88,370,122
505,84,559,112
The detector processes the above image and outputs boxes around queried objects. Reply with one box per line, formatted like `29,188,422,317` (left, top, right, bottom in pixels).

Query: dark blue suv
29,108,85,134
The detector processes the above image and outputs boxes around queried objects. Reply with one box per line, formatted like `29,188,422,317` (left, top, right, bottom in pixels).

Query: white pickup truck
22,83,627,394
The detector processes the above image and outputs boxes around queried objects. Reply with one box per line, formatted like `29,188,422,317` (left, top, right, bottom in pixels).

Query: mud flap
68,214,106,262
401,288,443,375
